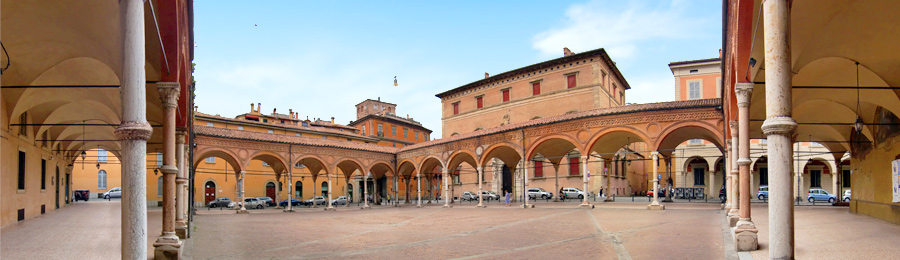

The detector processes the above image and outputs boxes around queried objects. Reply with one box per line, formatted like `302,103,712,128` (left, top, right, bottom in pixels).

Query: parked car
103,187,122,199
479,191,500,201
331,196,348,205
207,197,232,208
646,189,666,197
243,197,266,209
843,189,851,202
461,192,478,201
807,188,836,203
74,189,90,202
256,197,275,207
306,196,327,205
757,186,769,200
279,198,306,207
561,188,586,199
527,188,553,200
719,186,726,202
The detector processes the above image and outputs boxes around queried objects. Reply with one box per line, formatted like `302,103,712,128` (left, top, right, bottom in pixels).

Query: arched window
321,181,328,196
157,176,163,197
98,170,107,190
295,181,303,198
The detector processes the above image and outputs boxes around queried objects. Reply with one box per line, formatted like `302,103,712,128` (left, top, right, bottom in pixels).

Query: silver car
243,197,265,209
527,188,553,200
479,191,500,201
331,196,348,205
306,196,327,205
561,188,585,199
461,192,478,201
102,187,122,199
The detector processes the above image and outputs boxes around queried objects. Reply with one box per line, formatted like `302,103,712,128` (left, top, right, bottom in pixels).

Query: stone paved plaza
4,200,900,259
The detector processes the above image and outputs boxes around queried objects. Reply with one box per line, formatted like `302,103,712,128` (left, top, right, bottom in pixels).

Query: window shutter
532,82,541,95
502,89,510,102
567,75,576,88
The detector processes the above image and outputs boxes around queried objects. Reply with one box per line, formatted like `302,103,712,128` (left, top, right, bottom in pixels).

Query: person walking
504,190,511,207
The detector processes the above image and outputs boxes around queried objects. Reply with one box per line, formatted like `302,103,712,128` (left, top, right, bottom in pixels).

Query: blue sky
193,0,722,138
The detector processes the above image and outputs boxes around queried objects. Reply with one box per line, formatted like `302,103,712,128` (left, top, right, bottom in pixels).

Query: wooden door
266,182,276,200
204,181,216,204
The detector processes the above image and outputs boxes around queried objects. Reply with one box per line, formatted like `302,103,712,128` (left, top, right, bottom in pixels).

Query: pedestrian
504,190,511,207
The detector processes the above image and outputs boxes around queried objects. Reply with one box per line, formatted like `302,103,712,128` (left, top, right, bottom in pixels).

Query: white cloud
532,0,704,60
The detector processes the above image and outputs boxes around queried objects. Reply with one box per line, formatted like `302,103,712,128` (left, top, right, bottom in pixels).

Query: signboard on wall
892,160,900,203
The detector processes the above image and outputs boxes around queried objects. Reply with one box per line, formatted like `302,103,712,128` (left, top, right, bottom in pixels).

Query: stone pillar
735,82,759,251
477,166,485,207
174,131,187,239
346,176,352,208
664,158,674,202
724,140,733,211
601,158,612,202
763,1,797,257
709,170,715,200
285,165,293,212
117,2,152,258
579,156,591,208
326,172,334,210
237,171,248,213
442,168,451,208
363,172,370,209
728,121,740,226
416,173,422,207
153,82,182,259
648,152,664,210
374,176,380,205
311,176,318,208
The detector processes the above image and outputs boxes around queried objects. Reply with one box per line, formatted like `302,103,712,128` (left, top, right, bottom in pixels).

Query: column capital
761,116,798,136
729,121,739,136
176,131,186,143
735,83,754,107
737,158,752,166
651,151,659,160
157,82,181,108
115,121,153,141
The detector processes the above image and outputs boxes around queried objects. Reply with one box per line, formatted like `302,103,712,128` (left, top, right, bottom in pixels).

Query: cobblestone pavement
190,201,727,260
0,199,161,260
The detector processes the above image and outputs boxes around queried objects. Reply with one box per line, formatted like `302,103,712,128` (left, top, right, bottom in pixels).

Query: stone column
153,82,182,259
601,158,612,202
117,2,152,258
724,140,733,211
709,170,715,200
648,152,664,210
477,166,485,207
442,168,451,208
374,176,380,205
285,165,293,212
728,121,740,226
311,176,318,208
326,172,334,210
237,171,248,213
579,156,591,208
763,1,797,257
346,176,351,208
735,82,759,251
363,172,370,209
416,173,422,207
174,131,187,239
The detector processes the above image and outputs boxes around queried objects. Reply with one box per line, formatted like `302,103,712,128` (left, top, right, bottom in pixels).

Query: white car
843,189,851,202
306,196,327,205
527,188,553,200
479,191,500,201
103,187,122,199
560,188,586,199
331,196,348,205
243,197,266,209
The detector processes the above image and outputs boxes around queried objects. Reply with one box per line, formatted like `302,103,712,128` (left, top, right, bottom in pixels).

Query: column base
283,209,295,212
275,206,284,209
734,219,759,251
362,204,371,209
662,198,673,202
236,209,249,214
647,203,666,210
325,206,335,211
416,205,422,208
153,233,183,260
174,222,187,239
442,205,452,208
476,202,485,208
603,196,614,202
578,202,593,209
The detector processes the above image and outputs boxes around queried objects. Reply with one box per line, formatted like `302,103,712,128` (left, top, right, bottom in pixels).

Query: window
322,136,327,140
688,81,701,99
377,124,383,136
262,161,270,167
759,167,768,185
452,102,460,115
302,122,309,127
238,126,244,130
97,149,107,163
98,170,107,190
689,139,703,145
296,133,301,136
19,112,27,136
415,131,419,141
569,157,580,176
156,152,163,166
760,139,768,144
810,169,822,187
689,69,699,73
362,125,366,136
268,130,274,133
41,159,47,190
567,74,576,88
206,122,213,127
532,82,541,95
693,167,705,185
404,128,408,138
534,161,543,178
206,157,215,163
321,181,328,196
392,125,397,136
476,96,483,109
502,89,510,102
295,181,303,198
18,151,25,190
842,169,851,187
157,176,163,197
263,119,268,123
425,133,428,140
392,142,396,147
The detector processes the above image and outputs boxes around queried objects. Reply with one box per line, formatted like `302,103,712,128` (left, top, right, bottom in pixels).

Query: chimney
563,47,575,56
193,106,198,112
407,114,409,119
289,109,293,118
484,72,489,78
250,103,255,112
257,103,261,113
377,97,381,101
273,108,277,115
331,117,335,124
719,49,722,58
